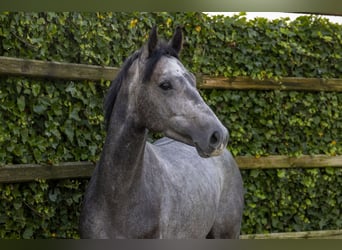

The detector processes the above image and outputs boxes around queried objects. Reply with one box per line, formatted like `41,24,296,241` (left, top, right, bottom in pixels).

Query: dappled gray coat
79,26,244,239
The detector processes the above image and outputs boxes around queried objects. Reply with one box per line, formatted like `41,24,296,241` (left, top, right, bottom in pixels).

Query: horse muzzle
194,127,229,158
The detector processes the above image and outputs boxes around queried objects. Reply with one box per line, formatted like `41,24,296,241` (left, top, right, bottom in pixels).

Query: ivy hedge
0,12,341,238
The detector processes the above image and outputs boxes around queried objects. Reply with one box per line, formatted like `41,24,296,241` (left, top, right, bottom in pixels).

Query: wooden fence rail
1,56,342,91
1,155,342,183
199,75,342,92
241,229,342,239
0,56,118,81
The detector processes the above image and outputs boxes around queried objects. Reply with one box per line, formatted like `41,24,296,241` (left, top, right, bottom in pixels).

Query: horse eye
159,81,173,91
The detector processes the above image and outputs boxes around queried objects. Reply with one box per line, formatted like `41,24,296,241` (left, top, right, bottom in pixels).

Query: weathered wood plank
0,56,119,81
198,75,342,92
0,155,341,183
241,229,342,239
235,154,342,169
0,162,95,183
1,56,342,92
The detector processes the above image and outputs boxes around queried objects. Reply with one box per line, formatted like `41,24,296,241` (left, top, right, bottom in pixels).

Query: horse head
105,26,229,158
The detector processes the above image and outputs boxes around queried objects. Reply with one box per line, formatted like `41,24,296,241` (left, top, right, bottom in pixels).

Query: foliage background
0,12,341,238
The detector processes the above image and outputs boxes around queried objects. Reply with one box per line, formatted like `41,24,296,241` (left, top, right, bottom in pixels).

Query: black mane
104,40,179,129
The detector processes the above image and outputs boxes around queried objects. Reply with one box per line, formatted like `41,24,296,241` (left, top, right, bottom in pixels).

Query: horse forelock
104,40,179,130
143,40,179,83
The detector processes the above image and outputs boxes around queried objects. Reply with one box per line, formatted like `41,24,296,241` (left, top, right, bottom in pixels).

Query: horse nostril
209,131,220,147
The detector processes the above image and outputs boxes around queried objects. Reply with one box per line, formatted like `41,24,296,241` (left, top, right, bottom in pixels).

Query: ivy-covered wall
0,12,341,238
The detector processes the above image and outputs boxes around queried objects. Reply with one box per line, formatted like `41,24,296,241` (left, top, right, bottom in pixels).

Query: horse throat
98,88,148,196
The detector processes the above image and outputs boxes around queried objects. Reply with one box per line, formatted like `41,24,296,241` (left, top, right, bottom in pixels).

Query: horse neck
97,81,147,196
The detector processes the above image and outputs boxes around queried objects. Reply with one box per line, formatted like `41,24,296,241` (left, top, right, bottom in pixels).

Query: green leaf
32,84,41,97
17,95,25,112
69,106,81,121
33,104,47,114
23,227,33,239
49,192,58,202
277,169,286,179
325,167,334,175
250,170,260,178
63,120,74,143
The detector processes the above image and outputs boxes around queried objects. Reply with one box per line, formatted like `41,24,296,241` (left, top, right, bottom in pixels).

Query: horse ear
170,26,183,54
147,26,158,56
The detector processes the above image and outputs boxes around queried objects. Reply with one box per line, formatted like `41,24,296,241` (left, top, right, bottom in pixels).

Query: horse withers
79,26,244,239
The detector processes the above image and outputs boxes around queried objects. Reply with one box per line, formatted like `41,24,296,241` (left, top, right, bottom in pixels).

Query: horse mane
104,40,179,130
104,50,140,129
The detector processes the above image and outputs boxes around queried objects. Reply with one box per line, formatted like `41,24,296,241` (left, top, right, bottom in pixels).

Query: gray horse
79,26,244,239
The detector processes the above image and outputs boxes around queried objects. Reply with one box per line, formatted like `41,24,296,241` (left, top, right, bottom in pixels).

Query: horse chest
138,164,221,238
106,166,221,238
